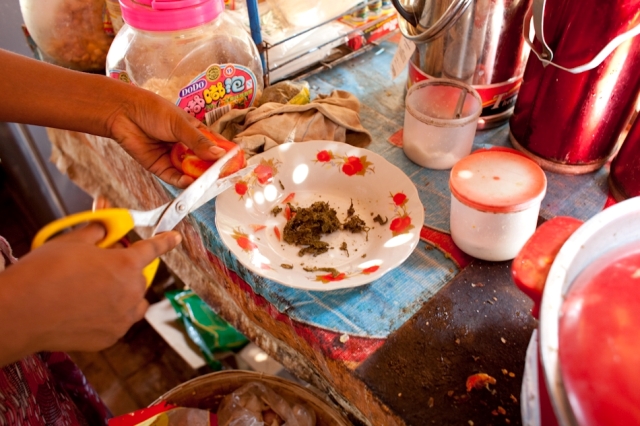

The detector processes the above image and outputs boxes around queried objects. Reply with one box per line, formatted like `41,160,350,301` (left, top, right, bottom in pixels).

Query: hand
105,89,226,188
0,223,181,366
0,49,226,189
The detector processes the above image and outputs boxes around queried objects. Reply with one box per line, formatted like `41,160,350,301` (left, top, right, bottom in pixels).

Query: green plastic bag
166,289,248,370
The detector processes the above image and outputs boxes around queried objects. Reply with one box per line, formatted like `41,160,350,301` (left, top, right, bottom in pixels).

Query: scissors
32,146,256,286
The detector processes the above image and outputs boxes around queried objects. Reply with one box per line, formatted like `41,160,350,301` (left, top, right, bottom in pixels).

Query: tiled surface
69,319,207,415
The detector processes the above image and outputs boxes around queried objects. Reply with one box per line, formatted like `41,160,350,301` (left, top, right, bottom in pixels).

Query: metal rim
394,0,473,43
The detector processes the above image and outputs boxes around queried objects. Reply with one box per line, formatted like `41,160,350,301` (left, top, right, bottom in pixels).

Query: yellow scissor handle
31,208,159,287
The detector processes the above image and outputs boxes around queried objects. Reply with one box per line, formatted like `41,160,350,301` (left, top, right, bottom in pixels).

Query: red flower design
363,265,380,274
254,164,273,184
236,236,257,251
320,272,346,282
317,150,331,162
342,156,364,176
393,192,407,206
390,216,411,233
235,181,248,195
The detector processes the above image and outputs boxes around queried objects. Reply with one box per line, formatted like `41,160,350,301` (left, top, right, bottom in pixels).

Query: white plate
215,141,424,291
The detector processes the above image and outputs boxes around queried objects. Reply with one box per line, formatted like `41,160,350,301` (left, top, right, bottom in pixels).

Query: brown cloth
209,90,372,157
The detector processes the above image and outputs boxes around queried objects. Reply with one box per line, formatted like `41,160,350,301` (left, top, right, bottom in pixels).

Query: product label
108,69,133,84
407,60,522,119
390,36,416,80
176,64,258,126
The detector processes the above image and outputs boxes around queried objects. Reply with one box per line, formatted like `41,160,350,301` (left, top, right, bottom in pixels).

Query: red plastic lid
449,148,547,213
559,241,640,426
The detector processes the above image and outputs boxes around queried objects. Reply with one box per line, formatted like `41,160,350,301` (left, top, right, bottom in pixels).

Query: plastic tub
403,78,481,170
152,370,351,425
449,148,547,261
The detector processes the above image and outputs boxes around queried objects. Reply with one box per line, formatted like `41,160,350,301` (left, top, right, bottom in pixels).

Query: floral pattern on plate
234,158,282,199
389,192,414,236
314,150,375,176
215,141,424,291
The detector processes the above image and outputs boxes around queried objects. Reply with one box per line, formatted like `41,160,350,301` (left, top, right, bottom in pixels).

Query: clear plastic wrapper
217,381,317,426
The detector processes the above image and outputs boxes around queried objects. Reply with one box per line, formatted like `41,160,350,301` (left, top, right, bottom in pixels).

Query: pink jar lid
449,147,547,213
119,0,224,32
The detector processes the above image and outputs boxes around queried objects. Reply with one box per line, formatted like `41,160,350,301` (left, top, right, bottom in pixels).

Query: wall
0,0,92,219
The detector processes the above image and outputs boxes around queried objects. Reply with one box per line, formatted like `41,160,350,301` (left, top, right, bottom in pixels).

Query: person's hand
0,50,228,189
105,89,226,188
0,223,181,366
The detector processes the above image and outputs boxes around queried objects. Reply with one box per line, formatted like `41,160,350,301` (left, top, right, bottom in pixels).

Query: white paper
391,36,416,79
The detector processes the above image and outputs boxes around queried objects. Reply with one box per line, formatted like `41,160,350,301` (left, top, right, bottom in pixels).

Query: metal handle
394,0,473,44
524,0,640,74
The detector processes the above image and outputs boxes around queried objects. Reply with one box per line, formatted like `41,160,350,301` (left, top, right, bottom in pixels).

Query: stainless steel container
393,0,531,129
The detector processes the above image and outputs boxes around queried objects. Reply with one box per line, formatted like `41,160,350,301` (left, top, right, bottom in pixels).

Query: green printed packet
166,289,249,370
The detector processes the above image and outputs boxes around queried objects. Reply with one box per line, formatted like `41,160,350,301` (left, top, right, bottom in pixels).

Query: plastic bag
167,289,249,370
255,81,310,107
109,403,218,426
217,381,317,426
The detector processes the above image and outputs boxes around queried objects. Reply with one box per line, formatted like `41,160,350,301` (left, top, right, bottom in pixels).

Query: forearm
0,269,41,367
0,49,139,138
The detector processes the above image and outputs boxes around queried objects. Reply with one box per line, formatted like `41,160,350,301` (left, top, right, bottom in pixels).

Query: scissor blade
128,203,170,227
188,163,258,213
153,146,240,234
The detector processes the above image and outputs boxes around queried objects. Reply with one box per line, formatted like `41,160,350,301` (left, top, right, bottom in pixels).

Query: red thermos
610,116,640,201
509,0,640,174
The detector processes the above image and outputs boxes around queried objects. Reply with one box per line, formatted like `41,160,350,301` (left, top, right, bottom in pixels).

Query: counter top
46,38,613,425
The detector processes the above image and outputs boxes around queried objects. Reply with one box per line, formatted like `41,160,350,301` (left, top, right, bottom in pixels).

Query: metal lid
449,147,547,213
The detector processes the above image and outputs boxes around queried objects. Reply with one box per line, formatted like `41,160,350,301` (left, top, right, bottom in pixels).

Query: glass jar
106,0,263,125
19,0,114,72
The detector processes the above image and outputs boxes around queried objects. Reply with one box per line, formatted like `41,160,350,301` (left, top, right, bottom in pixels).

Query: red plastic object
511,216,583,318
610,117,640,201
559,241,640,426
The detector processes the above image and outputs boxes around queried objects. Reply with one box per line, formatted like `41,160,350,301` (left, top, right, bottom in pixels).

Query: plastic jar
449,148,547,261
19,0,115,72
106,0,263,125
403,79,482,170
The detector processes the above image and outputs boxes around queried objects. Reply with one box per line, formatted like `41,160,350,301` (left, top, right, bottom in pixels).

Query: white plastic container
106,0,263,125
403,78,482,170
449,148,547,261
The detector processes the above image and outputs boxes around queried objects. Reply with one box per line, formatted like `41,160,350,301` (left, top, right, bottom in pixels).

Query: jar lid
449,147,547,213
120,0,223,32
558,241,640,425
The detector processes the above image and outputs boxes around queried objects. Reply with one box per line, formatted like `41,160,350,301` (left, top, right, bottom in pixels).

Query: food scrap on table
466,373,497,392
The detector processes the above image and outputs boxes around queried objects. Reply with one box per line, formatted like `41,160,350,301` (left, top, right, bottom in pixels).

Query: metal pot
512,197,640,425
393,0,532,128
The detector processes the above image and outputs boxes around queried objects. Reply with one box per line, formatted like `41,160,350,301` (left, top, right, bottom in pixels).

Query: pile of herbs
282,200,368,257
